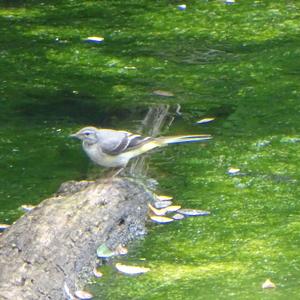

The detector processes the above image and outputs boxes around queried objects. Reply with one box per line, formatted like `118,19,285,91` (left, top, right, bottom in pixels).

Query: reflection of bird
70,126,212,168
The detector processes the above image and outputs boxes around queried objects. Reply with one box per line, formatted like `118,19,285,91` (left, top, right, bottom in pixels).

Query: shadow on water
1,0,300,135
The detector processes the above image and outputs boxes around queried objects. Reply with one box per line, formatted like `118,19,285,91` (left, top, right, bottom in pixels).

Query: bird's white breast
83,142,129,168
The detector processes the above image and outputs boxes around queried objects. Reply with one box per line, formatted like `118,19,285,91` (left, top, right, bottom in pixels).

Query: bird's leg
101,167,125,186
103,167,125,180
111,167,125,178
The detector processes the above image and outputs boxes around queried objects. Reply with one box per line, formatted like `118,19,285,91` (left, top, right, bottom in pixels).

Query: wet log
0,178,154,300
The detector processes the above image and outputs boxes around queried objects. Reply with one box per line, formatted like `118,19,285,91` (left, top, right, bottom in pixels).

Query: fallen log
0,178,154,299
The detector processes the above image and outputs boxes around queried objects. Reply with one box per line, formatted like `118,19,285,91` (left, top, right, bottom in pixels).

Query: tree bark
0,178,153,299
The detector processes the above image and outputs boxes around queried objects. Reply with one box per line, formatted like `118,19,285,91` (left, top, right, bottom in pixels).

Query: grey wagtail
70,126,212,168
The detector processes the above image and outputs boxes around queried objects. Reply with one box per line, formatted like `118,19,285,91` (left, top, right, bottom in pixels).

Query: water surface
1,0,300,299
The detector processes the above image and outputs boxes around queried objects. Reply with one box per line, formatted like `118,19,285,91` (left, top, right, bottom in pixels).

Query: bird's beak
69,132,79,138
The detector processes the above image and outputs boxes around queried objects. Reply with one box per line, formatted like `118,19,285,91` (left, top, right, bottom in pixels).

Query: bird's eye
84,132,91,136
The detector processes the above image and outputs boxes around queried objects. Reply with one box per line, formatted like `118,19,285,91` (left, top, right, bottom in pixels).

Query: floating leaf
152,90,174,97
148,203,165,216
150,215,174,224
75,290,93,299
96,244,114,258
124,66,137,70
177,209,210,217
115,244,128,255
262,279,276,289
196,117,215,124
156,195,173,201
115,263,150,275
93,267,103,278
84,36,104,43
225,0,235,4
148,204,180,216
164,205,181,213
177,4,187,10
227,167,240,175
280,136,300,144
172,213,185,220
154,200,173,209
20,204,35,212
0,224,10,231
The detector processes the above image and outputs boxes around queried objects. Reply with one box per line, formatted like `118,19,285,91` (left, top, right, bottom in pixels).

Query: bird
70,126,212,168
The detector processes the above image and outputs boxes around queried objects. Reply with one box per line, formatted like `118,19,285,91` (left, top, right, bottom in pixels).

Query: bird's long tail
125,134,212,159
156,134,212,145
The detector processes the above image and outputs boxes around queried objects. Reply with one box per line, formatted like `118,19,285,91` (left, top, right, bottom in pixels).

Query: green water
1,0,300,298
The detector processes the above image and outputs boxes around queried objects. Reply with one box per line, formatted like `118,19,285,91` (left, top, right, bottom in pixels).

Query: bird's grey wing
96,129,128,155
97,130,152,155
113,133,153,154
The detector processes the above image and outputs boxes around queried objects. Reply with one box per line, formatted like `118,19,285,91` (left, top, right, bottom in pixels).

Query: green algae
1,0,300,298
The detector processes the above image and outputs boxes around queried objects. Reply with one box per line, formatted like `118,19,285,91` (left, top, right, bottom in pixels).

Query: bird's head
70,127,99,145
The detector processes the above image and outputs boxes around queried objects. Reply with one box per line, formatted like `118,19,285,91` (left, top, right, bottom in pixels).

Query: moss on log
0,178,153,299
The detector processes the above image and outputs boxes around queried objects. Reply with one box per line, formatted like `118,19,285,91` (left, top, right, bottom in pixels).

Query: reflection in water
129,105,174,177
